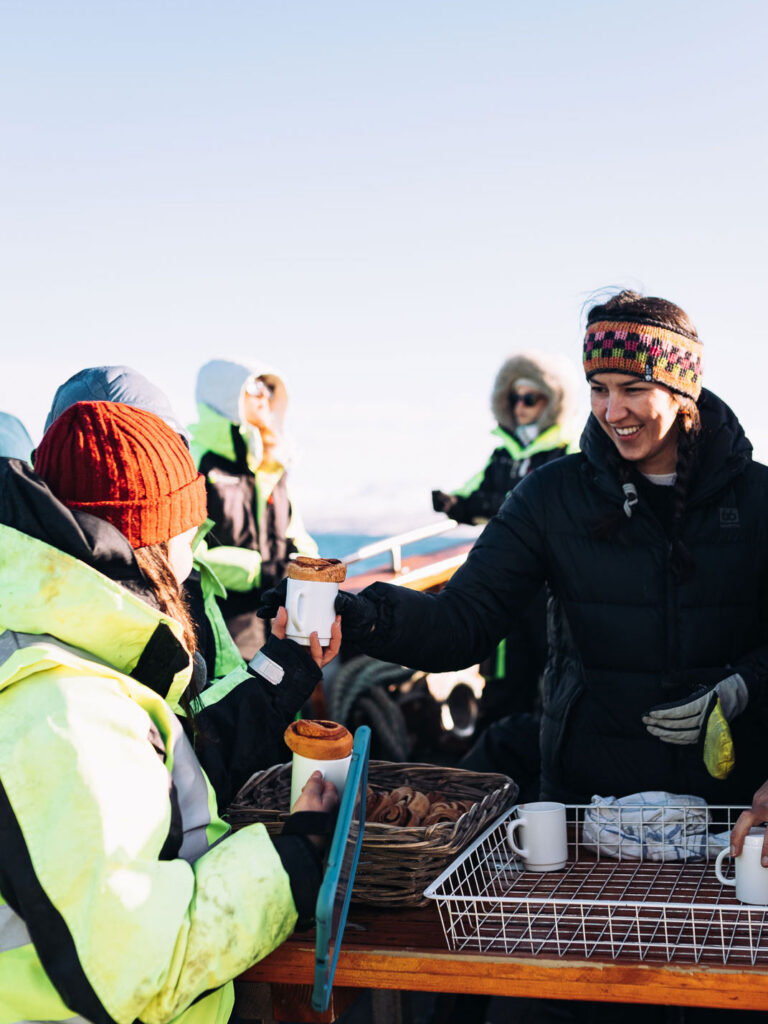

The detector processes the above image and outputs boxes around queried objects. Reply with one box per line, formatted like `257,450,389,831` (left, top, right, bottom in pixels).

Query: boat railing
340,520,459,575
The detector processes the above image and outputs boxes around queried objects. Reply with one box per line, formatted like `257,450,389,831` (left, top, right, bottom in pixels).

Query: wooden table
236,903,768,1020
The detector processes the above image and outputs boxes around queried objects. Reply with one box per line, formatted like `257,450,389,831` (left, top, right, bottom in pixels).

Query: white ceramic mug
715,829,768,904
506,801,568,871
290,751,352,811
285,577,338,646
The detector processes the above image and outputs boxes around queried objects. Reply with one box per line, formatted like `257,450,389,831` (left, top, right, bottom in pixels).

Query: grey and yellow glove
641,673,748,780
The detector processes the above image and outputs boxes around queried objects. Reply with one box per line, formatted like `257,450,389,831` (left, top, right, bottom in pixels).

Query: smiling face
589,372,682,474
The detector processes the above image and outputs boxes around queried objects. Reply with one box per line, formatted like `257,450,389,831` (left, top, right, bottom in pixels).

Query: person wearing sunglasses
431,353,579,778
432,352,579,527
190,360,318,660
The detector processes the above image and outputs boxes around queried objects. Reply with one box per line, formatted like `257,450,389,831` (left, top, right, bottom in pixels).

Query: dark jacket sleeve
360,474,550,671
271,833,323,930
190,635,322,808
735,647,768,700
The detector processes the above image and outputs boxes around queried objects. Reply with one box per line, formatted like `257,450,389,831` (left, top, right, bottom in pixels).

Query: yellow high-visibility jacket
0,523,297,1024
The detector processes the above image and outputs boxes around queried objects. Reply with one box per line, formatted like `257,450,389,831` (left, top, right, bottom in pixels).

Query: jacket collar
189,402,240,464
579,388,752,506
0,459,191,703
492,422,575,460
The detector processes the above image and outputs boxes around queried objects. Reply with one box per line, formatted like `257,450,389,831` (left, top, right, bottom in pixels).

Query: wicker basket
226,761,518,906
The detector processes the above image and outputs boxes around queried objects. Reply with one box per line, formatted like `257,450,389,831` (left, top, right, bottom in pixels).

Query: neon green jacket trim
188,402,238,466
192,520,245,680
454,423,578,497
0,526,297,1024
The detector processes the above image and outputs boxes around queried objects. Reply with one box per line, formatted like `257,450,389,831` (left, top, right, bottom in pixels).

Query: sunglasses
511,392,545,408
244,378,274,400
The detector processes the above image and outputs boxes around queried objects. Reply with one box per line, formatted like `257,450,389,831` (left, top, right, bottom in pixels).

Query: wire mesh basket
424,802,768,966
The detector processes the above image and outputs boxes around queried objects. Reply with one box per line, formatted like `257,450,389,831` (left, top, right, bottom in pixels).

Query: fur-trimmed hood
492,352,580,435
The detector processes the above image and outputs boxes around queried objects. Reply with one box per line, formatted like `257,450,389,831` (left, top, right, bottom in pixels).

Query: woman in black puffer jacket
266,290,768,806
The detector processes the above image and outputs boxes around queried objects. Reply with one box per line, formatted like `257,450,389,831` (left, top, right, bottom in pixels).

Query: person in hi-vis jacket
0,400,338,1024
190,359,318,660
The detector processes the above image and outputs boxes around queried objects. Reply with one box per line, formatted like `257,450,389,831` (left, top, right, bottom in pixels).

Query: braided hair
587,291,702,581
669,396,701,582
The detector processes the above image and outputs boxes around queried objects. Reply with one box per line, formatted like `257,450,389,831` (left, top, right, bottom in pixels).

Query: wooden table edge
238,945,768,1010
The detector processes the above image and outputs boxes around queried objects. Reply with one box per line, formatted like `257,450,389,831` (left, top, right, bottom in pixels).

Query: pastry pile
366,785,475,826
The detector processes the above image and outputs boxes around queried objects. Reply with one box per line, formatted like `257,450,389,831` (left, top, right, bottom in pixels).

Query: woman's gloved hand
432,489,459,515
641,673,748,779
334,590,378,644
258,580,372,649
256,577,288,620
432,489,474,524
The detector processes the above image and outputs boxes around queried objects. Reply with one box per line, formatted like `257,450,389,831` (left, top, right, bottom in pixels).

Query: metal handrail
340,520,459,574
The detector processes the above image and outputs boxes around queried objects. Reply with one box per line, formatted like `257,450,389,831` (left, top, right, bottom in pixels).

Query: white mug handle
287,585,303,633
715,847,736,887
507,816,529,859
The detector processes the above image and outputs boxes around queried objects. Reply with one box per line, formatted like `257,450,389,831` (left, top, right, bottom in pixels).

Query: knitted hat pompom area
35,401,207,549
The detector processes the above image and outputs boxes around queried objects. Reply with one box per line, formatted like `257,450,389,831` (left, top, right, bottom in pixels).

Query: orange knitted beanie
35,401,207,548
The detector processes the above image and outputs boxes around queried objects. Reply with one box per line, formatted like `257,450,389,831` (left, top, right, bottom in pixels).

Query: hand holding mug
284,557,346,647
291,770,339,851
272,606,342,669
731,777,768,867
285,720,354,812
715,828,768,905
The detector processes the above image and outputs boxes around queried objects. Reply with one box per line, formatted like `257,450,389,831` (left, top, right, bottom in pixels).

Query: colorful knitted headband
583,318,703,401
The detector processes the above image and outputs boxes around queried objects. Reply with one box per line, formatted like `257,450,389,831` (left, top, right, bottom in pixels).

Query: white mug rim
517,801,565,814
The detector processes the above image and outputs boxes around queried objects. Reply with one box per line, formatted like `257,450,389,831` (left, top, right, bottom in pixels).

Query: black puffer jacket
356,390,768,803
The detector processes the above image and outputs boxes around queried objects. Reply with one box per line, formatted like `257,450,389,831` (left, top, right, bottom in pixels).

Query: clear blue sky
2,1,766,531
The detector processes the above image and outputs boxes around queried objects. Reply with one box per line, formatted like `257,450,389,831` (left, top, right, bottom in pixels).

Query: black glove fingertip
256,579,288,619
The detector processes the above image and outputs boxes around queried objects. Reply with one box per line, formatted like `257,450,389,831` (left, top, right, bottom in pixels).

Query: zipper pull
622,482,638,519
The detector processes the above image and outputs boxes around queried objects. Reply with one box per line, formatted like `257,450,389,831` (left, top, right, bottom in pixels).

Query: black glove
432,489,477,524
256,577,287,620
334,589,378,645
432,489,458,514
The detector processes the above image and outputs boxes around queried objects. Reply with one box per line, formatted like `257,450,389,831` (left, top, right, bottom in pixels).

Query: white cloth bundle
582,792,730,861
